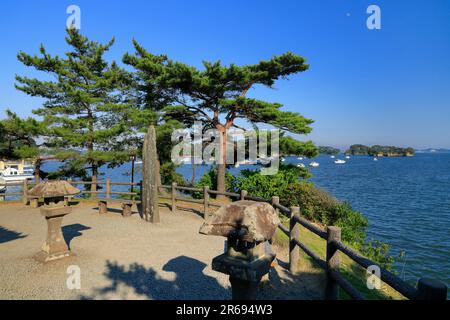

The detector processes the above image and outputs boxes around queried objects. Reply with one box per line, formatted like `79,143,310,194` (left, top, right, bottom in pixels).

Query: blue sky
1,0,449,149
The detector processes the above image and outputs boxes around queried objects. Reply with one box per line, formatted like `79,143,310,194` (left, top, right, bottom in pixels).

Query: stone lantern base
34,206,75,263
34,249,74,263
212,242,275,300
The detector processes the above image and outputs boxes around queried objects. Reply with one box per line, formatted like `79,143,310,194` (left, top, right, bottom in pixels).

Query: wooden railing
1,179,447,300
0,179,140,202
161,183,448,301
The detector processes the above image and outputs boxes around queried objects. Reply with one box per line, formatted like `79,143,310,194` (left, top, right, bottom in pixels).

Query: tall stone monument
142,125,160,223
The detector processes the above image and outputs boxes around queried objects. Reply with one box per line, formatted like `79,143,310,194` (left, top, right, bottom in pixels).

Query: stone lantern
28,180,80,263
199,200,280,300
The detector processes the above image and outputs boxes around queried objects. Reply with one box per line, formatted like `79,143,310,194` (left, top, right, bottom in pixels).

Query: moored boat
0,166,34,182
0,177,6,193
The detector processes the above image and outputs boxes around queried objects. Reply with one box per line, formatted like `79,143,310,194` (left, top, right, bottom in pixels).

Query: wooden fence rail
163,183,447,301
0,179,139,201
1,178,447,300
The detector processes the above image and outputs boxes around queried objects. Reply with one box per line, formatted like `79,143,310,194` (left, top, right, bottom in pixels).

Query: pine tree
123,41,188,186
0,110,42,160
125,46,317,195
159,53,317,197
15,29,138,193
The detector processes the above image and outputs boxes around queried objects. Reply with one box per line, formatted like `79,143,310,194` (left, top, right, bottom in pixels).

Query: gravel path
0,202,323,300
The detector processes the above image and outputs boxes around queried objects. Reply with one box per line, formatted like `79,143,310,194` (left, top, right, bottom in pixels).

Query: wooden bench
97,198,141,217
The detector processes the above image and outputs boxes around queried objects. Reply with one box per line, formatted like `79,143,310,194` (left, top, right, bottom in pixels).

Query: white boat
297,163,306,168
373,157,378,161
297,157,303,160
309,161,320,167
331,155,335,159
345,156,350,159
334,159,346,164
281,157,286,162
0,167,34,182
0,177,6,193
238,160,257,165
257,157,274,165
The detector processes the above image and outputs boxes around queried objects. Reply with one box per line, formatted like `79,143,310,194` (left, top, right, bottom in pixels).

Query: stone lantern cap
199,200,280,243
28,180,80,198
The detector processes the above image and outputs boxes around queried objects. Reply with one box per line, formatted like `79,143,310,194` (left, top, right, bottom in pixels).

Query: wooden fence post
171,182,177,213
289,206,300,274
106,178,111,199
240,189,247,201
91,178,97,200
203,185,209,221
416,278,447,300
22,179,28,205
137,180,143,216
269,196,280,245
271,196,279,214
325,226,341,300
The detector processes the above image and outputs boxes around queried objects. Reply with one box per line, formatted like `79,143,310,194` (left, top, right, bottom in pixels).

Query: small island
318,146,340,155
345,144,415,157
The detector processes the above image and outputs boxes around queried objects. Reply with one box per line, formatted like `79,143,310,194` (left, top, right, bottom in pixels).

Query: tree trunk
217,163,226,200
191,155,196,186
216,128,227,201
87,110,96,199
34,159,41,183
90,163,98,199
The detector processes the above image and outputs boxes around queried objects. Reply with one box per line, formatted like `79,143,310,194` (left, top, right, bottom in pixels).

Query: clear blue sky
1,0,449,149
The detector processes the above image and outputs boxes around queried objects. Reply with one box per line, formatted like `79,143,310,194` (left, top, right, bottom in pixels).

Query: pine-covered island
318,146,341,155
345,144,415,157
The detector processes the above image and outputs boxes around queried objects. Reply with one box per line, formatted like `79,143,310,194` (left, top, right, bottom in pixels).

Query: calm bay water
31,153,448,288
305,153,450,288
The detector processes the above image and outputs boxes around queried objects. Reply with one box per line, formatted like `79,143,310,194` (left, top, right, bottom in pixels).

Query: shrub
333,202,368,246
361,240,395,271
160,162,185,186
282,182,338,223
235,164,311,200
193,167,237,198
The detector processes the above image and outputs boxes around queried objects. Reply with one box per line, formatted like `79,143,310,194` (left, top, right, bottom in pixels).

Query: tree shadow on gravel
0,226,27,244
81,255,230,300
62,224,91,249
